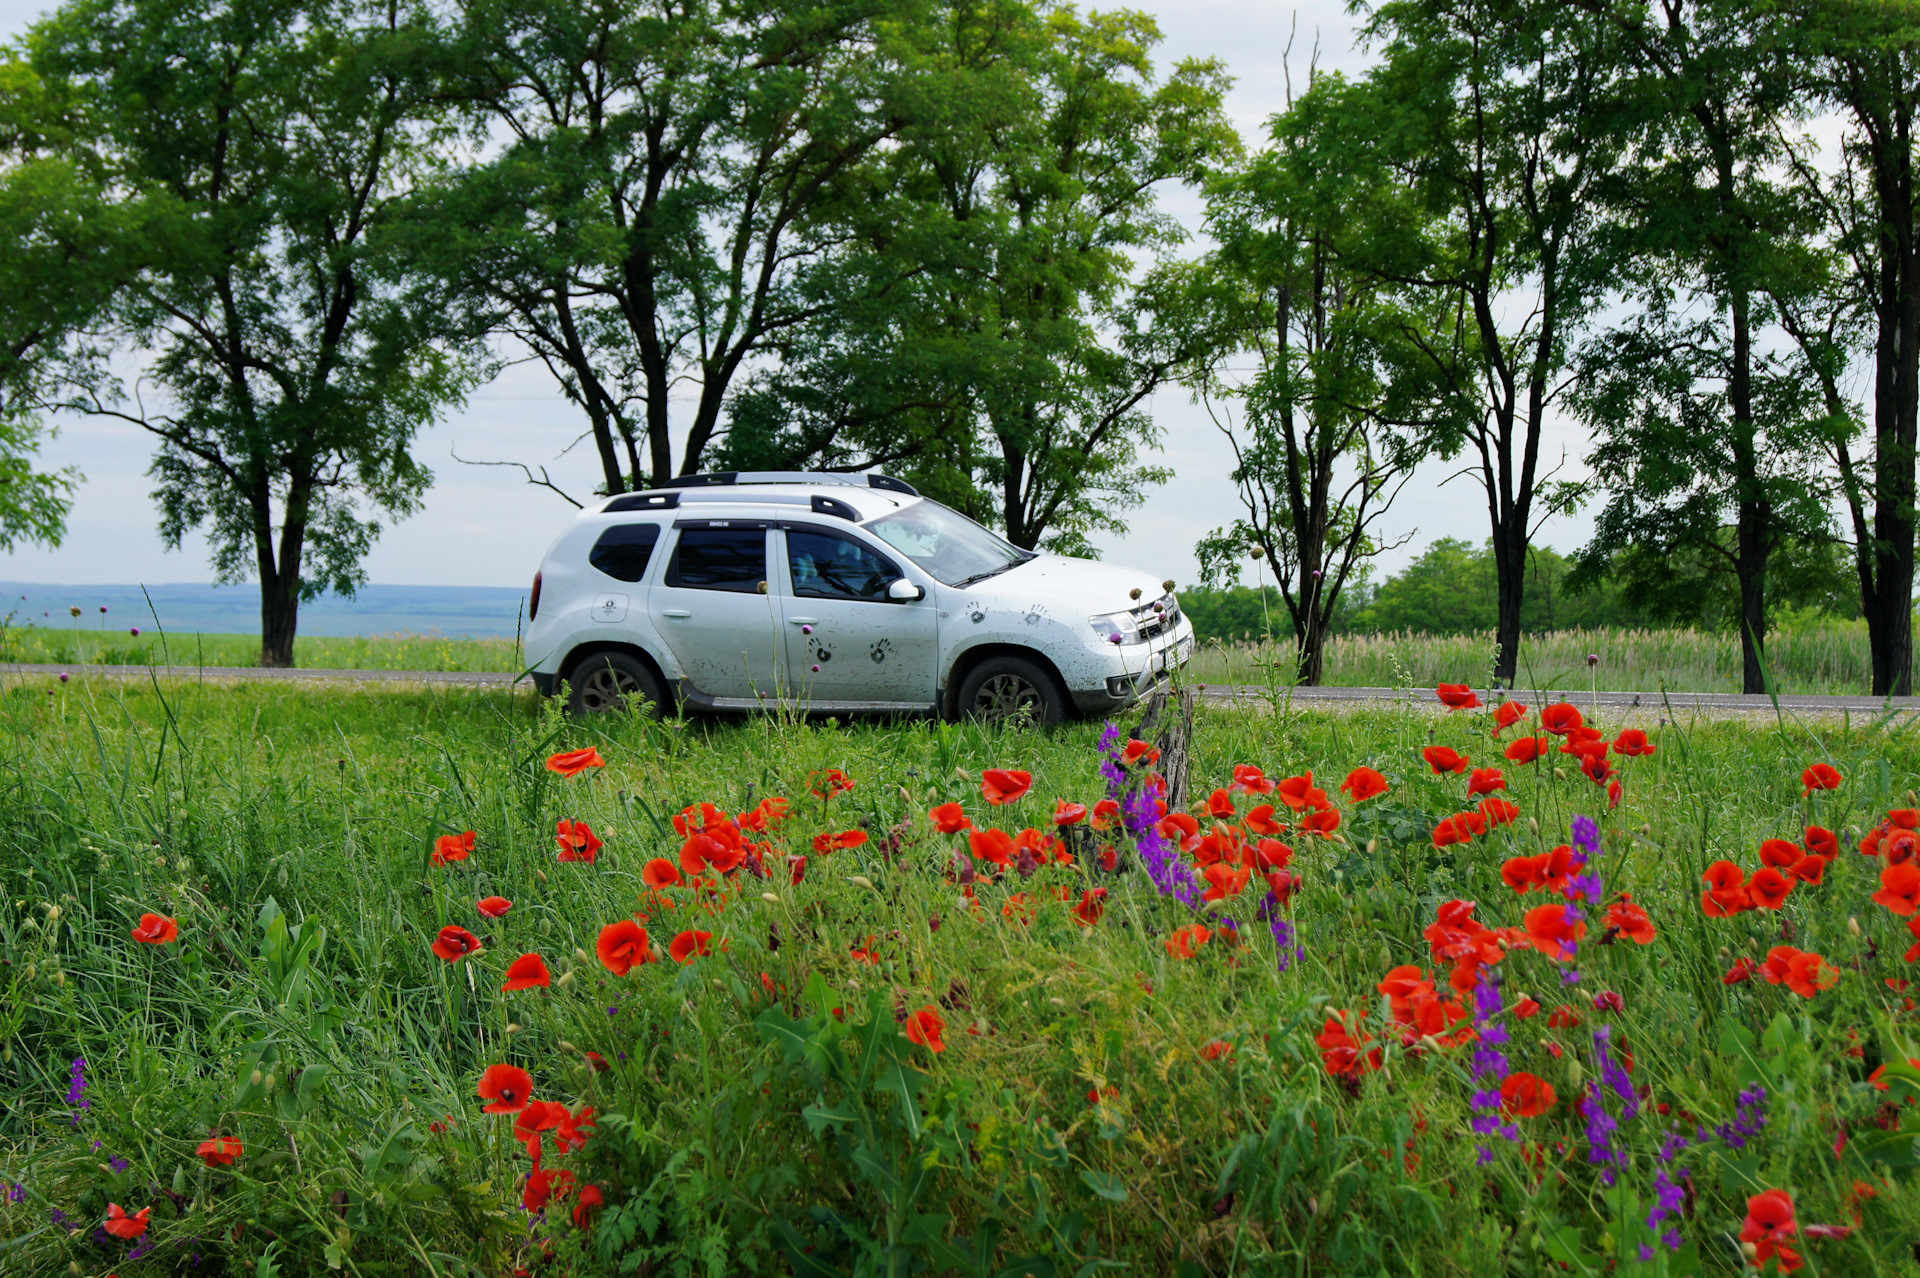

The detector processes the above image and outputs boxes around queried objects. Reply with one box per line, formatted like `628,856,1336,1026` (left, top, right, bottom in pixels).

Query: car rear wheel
565,651,667,718
956,655,1065,727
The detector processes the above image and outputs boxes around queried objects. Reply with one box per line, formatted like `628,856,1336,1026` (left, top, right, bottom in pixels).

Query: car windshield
864,499,1031,586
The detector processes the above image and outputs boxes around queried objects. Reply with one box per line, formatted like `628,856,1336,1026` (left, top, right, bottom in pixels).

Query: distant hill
0,582,530,639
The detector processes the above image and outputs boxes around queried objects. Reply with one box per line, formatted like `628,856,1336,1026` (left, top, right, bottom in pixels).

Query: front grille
1132,592,1179,642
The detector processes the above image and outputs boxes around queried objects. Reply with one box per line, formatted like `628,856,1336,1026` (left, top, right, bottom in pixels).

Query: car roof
584,476,919,525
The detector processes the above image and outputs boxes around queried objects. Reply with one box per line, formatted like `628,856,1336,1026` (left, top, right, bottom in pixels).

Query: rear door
777,524,937,705
651,522,783,699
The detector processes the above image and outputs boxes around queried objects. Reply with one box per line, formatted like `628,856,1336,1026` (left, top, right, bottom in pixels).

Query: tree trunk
1491,521,1526,687
1728,286,1770,694
260,575,301,668
1735,505,1770,693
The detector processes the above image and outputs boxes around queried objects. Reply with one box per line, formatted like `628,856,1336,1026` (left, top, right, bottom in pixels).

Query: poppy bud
1850,917,1862,937
1566,1059,1583,1088
1741,1242,1758,1263
172,1165,186,1194
557,971,576,987
262,1072,275,1090
45,905,59,921
1249,547,1264,560
850,875,875,891
574,948,591,965
1162,579,1175,591
506,1023,523,1034
250,1069,263,1087
1553,768,1567,781
1366,838,1378,856
1527,818,1539,833
560,1041,578,1052
52,971,64,987
761,892,780,903
1129,587,1142,600
756,580,768,594
536,870,548,884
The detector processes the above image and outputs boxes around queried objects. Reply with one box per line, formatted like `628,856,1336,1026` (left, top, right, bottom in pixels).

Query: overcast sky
0,0,1597,593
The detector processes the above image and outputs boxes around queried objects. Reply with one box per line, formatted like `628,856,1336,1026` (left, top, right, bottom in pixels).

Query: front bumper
1068,623,1194,713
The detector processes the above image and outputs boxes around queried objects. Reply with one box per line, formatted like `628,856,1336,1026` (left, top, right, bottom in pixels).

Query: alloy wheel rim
579,665,642,713
973,673,1042,723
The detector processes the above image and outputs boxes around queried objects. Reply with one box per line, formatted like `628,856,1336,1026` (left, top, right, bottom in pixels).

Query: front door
777,525,937,706
651,523,784,699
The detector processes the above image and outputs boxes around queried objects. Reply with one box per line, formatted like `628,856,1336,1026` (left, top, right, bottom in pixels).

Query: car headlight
1089,611,1141,646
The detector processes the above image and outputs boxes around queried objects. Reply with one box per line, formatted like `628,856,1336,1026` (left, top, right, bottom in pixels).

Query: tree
25,0,479,667
1567,0,1825,693
419,0,935,495
719,5,1237,555
1185,71,1439,683
1781,2,1920,695
1351,0,1624,686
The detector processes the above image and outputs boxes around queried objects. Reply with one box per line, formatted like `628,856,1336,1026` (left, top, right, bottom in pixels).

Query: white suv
523,472,1193,723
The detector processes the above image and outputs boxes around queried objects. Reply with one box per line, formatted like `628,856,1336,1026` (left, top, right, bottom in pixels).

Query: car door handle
662,609,692,619
787,617,817,626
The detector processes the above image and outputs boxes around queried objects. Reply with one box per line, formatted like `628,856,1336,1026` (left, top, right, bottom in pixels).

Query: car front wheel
565,651,667,718
955,655,1065,727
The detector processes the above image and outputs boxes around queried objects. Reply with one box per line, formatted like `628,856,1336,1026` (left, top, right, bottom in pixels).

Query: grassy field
6,615,1895,698
1189,618,1891,696
5,679,1920,1273
0,624,524,672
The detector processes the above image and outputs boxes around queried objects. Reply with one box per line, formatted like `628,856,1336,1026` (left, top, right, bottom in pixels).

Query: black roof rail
603,491,681,512
656,470,920,496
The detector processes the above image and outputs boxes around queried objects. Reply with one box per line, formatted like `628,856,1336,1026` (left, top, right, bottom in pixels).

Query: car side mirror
887,578,924,602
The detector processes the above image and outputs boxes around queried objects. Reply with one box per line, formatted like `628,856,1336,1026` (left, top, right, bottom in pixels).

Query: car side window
666,528,767,593
787,528,900,601
588,523,661,583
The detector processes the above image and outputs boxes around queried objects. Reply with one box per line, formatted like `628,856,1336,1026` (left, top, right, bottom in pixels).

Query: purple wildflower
128,1233,154,1261
108,1155,129,1173
1580,1084,1624,1186
1098,721,1198,907
66,1057,89,1110
1467,966,1520,1163
1644,1130,1693,1255
1594,1025,1639,1118
1715,1086,1769,1150
6,1183,23,1203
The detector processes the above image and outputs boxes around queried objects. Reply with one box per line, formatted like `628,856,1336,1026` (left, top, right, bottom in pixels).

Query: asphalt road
7,662,1917,718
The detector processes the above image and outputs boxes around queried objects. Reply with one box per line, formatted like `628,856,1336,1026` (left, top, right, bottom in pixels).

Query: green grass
1190,617,1891,695
4,682,1920,1274
0,624,524,671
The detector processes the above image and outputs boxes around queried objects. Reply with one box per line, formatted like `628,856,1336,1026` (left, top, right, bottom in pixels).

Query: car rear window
588,523,661,582
667,527,767,592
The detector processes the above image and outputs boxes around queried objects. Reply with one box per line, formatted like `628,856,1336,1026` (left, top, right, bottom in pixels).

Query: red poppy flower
1478,796,1520,828
1276,772,1329,810
1749,866,1793,910
1436,683,1482,709
904,1005,947,1053
478,1063,534,1114
1315,1011,1381,1077
980,769,1033,805
546,747,606,777
1054,800,1088,826
1524,903,1586,962
1905,915,1920,963
1422,746,1470,775
1201,862,1252,901
1252,839,1293,871
515,1097,568,1147
196,1136,243,1167
1500,1072,1557,1117
1502,854,1546,894
1581,752,1613,785
1244,803,1286,835
555,819,602,863
1200,1039,1236,1060
1724,956,1758,984
1603,896,1656,944
1805,825,1839,859
1504,735,1552,763
1164,923,1212,959
1592,989,1624,1013
641,858,682,890
1606,729,1650,757
1513,995,1541,1019
1091,798,1121,830
523,1166,575,1212
1072,887,1108,927
1265,868,1299,903
596,920,652,975
572,1182,605,1227
1789,855,1827,884
668,929,713,963
104,1203,150,1239
1157,811,1201,850
1232,764,1276,794
432,925,484,962
1890,830,1920,866
1120,739,1160,767
1785,950,1839,998
969,828,1015,868
788,854,808,886
1802,763,1843,795
1205,788,1236,819
433,830,476,865
1340,766,1390,803
131,913,179,944
1876,861,1920,915
1466,767,1506,797
809,768,856,799
1298,807,1342,835
1701,860,1751,917
811,829,869,854
1547,1004,1583,1028
1539,702,1583,735
1741,1189,1802,1272
929,802,971,833
1756,838,1800,870
502,952,552,991
556,1103,596,1153
478,896,513,918
1432,814,1475,847
1492,700,1528,733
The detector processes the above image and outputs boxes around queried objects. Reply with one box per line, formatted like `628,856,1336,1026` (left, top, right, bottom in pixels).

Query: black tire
564,650,668,718
955,655,1066,727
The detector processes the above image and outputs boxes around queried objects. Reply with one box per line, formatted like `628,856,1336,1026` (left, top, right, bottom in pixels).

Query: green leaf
1078,1170,1129,1202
